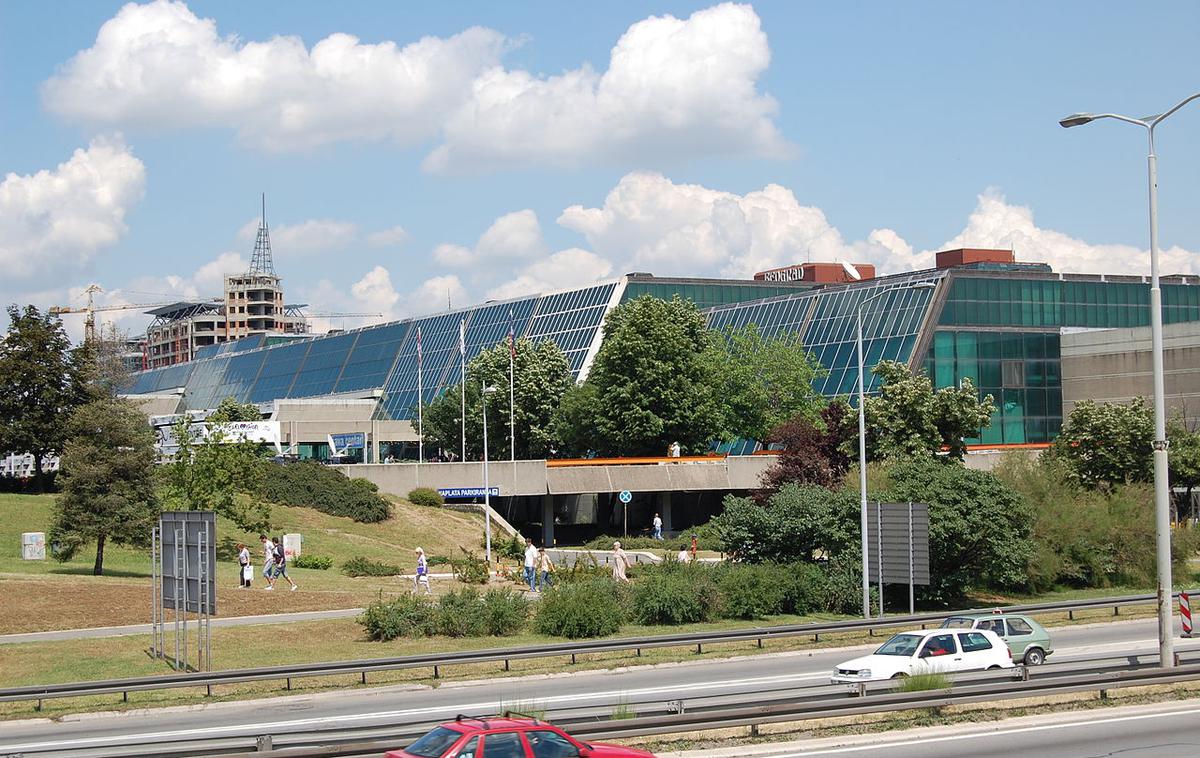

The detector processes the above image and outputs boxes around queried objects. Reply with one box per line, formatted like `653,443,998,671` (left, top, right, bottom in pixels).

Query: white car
831,628,1014,683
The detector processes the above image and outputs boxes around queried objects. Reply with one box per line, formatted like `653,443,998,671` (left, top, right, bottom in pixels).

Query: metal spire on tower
248,193,275,275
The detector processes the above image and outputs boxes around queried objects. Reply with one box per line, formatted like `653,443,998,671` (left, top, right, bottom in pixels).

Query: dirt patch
0,578,376,634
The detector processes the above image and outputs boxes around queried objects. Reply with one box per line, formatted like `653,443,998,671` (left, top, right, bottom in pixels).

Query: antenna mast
248,193,275,275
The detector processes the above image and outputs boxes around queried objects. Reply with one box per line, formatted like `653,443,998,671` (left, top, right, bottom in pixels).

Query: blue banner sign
438,487,500,499
330,432,366,450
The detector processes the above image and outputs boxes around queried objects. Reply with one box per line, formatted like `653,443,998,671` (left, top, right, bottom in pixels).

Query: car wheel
1024,647,1045,666
891,672,908,679
987,665,1001,670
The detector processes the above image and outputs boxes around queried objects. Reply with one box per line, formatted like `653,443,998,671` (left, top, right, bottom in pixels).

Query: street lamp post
1060,93,1200,669
482,385,498,565
856,281,937,618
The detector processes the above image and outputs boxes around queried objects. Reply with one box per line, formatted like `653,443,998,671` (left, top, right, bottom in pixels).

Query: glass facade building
124,265,1200,446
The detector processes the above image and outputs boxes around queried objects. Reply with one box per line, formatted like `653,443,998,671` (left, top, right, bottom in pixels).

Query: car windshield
875,633,923,656
940,617,975,629
405,726,463,758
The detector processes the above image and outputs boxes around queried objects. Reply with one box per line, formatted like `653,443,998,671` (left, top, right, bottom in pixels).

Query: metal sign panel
437,487,499,499
159,511,217,615
865,502,930,585
330,432,366,450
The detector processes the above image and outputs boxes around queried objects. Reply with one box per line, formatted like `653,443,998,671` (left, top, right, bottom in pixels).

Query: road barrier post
1182,590,1193,638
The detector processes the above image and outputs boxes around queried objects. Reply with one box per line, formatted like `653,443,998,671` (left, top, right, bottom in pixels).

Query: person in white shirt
259,535,277,590
677,544,692,563
652,513,663,540
413,547,431,595
523,538,539,592
237,543,252,588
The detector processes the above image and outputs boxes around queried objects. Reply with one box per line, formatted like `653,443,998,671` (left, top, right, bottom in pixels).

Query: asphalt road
767,701,1200,757
0,617,1196,757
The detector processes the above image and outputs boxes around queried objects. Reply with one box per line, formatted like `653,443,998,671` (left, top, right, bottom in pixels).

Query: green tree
562,295,723,456
1051,399,1153,487
0,305,79,491
158,406,270,533
716,483,861,564
1168,416,1200,523
884,457,1033,599
863,361,994,461
207,396,262,423
50,397,159,575
707,324,826,442
422,338,575,460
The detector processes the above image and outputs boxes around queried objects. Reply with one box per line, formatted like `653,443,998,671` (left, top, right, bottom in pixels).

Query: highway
0,617,1196,757
765,701,1200,757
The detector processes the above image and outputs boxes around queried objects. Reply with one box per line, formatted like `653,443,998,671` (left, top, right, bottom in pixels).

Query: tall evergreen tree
50,396,159,575
0,305,78,491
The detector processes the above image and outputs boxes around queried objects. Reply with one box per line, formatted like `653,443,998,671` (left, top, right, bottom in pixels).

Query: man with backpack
271,536,298,592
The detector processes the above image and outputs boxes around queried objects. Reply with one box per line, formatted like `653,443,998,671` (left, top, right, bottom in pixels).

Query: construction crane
49,285,212,343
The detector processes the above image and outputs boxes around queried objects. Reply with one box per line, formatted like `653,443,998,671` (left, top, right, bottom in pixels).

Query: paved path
0,608,365,645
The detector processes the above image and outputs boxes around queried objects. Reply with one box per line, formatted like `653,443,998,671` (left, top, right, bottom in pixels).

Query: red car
386,715,656,758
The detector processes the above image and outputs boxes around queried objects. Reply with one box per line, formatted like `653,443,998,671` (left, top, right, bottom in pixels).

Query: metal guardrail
4,650,1197,757
154,662,1200,757
0,591,1176,709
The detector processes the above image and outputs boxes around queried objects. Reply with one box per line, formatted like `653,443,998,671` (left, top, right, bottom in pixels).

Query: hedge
259,461,391,522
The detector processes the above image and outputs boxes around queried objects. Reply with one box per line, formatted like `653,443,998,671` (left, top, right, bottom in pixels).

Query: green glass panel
1024,333,1045,360
979,360,1002,388
978,333,1002,360
934,331,955,359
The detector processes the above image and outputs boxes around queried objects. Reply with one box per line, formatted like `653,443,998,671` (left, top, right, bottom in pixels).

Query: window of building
1002,360,1024,388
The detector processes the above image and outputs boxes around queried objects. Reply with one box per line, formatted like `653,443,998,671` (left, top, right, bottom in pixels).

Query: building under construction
144,200,308,368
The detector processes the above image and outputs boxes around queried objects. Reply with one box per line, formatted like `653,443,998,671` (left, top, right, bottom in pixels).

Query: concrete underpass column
542,494,555,546
661,491,673,533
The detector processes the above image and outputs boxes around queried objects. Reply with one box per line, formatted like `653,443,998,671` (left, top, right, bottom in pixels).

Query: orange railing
546,454,728,467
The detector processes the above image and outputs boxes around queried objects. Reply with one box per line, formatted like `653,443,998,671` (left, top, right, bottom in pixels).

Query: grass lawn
0,493,490,633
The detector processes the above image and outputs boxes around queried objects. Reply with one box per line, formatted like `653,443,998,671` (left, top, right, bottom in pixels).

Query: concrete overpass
333,455,775,545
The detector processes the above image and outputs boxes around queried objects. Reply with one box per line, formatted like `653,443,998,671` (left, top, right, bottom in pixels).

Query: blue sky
3,1,1199,340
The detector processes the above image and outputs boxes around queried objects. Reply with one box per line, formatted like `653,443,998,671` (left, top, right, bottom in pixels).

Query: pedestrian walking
272,536,298,591
612,541,630,583
535,547,555,591
676,544,691,563
523,538,539,592
669,441,681,458
690,533,699,562
413,547,432,595
259,535,277,590
237,543,252,588
651,513,663,540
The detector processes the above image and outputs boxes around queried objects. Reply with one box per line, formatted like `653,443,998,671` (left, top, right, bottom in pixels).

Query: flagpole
417,327,424,464
460,318,466,462
509,308,516,463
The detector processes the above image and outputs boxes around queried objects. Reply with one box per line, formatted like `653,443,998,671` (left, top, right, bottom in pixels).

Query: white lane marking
0,672,832,751
770,706,1200,755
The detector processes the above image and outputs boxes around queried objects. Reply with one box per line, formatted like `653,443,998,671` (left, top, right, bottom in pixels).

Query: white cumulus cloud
0,136,145,282
425,3,790,171
434,209,546,267
42,0,506,150
44,2,789,171
930,189,1200,276
487,248,613,301
367,225,411,248
558,171,918,279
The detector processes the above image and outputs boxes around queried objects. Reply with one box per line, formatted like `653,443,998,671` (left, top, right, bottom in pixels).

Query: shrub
490,534,526,562
481,588,531,635
259,461,391,522
581,527,718,552
895,670,952,692
555,551,611,584
452,548,490,585
427,555,451,567
534,579,626,638
359,594,437,640
778,561,827,615
291,554,332,570
408,487,444,507
820,558,868,615
631,569,716,625
437,588,487,637
343,556,403,577
717,564,787,620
